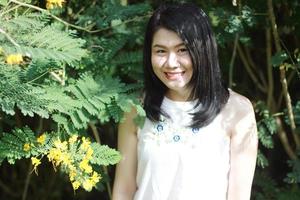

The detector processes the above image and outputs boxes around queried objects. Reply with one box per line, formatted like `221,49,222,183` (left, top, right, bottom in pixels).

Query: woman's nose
166,52,180,68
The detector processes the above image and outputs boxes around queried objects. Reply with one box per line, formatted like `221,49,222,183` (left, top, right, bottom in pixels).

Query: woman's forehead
152,28,185,48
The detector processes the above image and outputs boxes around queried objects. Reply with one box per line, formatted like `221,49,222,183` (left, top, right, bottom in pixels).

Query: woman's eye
156,50,165,54
178,48,188,53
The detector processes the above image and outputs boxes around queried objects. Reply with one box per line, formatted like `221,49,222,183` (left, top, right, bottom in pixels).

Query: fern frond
0,127,36,164
257,150,269,168
28,26,86,50
19,45,86,65
256,101,277,149
90,143,121,166
0,67,49,117
107,102,123,122
98,35,128,62
1,13,46,33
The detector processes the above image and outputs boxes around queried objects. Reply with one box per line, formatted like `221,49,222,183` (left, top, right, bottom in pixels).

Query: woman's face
151,28,193,100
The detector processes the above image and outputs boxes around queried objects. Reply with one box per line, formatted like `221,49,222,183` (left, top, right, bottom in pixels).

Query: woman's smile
164,71,185,80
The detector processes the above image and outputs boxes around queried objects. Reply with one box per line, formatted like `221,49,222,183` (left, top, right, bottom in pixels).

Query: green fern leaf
90,143,121,166
0,127,36,164
2,13,46,32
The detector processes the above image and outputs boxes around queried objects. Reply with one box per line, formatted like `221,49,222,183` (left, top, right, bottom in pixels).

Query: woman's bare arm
227,96,258,200
112,108,138,200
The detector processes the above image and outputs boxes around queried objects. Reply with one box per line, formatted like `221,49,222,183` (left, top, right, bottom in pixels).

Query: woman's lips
164,72,185,80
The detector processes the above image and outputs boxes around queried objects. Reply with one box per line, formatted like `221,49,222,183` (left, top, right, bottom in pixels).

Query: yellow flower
6,54,23,65
37,134,46,145
47,148,63,167
85,147,93,160
79,159,92,174
72,181,80,190
46,0,65,10
31,157,41,174
82,179,94,191
54,139,68,151
68,135,78,144
23,143,31,151
91,171,101,184
69,169,77,182
80,137,91,151
61,152,72,167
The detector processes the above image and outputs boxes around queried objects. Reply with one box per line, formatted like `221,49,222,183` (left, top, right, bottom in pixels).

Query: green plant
0,0,147,199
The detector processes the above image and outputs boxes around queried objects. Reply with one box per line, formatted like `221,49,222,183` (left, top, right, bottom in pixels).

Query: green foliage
271,51,289,67
277,187,300,200
257,150,269,168
208,5,256,46
255,101,278,168
0,126,36,164
44,74,145,133
252,171,279,200
1,0,298,198
72,0,150,80
256,101,277,149
0,126,121,191
0,13,87,66
103,2,151,23
0,66,50,117
90,143,121,166
0,0,147,196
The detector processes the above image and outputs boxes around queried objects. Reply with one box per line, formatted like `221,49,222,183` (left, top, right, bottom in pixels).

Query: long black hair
143,2,229,128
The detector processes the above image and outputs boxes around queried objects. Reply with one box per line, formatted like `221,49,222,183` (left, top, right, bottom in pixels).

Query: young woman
113,3,258,200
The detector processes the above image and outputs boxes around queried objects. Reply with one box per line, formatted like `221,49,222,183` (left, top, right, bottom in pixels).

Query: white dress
134,96,230,200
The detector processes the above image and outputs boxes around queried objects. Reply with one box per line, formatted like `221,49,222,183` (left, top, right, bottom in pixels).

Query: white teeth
165,72,185,80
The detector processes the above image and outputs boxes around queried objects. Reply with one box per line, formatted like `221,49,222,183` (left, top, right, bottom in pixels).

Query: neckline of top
164,96,197,103
163,96,199,110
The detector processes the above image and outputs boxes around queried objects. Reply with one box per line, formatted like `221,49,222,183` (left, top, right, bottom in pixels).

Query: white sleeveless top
134,97,230,200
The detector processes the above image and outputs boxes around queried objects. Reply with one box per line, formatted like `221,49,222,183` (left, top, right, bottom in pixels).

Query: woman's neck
165,89,192,102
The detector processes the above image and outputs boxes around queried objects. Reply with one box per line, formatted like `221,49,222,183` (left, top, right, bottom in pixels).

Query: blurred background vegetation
0,0,299,199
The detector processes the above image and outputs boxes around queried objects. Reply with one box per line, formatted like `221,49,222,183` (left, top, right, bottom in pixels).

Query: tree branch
276,117,297,160
229,34,239,88
0,27,20,47
266,27,274,111
244,46,268,88
237,43,267,93
22,162,32,200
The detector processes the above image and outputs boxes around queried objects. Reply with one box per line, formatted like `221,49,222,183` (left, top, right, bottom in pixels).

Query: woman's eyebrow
152,43,185,48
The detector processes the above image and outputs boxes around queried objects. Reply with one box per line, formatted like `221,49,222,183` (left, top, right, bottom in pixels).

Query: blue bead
173,135,180,142
156,124,163,132
192,127,199,133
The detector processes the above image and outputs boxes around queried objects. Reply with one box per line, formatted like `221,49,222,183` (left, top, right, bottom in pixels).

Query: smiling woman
112,2,258,200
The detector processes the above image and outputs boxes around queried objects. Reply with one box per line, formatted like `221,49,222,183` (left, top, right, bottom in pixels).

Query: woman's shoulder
119,107,139,133
222,89,255,118
219,89,256,136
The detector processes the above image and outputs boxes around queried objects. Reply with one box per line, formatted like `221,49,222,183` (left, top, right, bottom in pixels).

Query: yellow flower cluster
6,54,23,65
46,0,65,10
47,139,70,168
46,136,101,191
27,134,101,192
